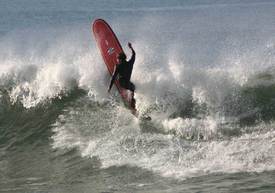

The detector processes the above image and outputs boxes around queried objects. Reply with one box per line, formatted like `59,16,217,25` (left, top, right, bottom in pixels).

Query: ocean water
1,0,275,192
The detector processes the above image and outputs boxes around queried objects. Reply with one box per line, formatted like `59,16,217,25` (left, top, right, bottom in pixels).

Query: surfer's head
118,52,126,62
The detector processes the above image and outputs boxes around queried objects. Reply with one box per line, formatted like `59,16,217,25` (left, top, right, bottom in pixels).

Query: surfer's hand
128,42,132,49
108,88,111,93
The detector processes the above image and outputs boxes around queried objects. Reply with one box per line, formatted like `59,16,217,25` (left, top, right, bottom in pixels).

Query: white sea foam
52,103,275,179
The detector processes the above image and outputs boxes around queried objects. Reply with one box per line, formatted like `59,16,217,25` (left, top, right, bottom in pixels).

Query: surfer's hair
118,52,126,60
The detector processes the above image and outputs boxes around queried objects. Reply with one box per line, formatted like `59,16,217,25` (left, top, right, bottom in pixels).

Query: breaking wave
1,7,275,179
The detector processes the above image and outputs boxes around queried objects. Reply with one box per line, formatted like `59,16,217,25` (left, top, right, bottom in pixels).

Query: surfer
108,42,136,93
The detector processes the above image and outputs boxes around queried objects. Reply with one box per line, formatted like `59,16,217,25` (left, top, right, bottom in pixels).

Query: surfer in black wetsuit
108,42,136,93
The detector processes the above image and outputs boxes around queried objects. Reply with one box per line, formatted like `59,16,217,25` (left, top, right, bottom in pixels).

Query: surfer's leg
127,81,136,108
119,78,135,92
131,97,136,109
128,82,135,92
125,81,135,92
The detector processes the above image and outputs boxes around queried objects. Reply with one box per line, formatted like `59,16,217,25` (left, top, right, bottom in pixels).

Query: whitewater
1,0,275,192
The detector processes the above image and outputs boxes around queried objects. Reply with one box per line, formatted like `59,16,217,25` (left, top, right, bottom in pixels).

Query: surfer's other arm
108,66,119,92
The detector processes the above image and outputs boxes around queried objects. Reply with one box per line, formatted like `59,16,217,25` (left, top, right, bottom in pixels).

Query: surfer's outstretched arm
108,66,119,92
128,42,135,63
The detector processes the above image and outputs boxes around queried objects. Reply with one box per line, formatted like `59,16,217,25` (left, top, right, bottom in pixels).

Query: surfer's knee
130,82,135,92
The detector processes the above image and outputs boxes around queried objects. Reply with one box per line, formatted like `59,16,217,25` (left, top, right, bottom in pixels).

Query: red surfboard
92,19,138,116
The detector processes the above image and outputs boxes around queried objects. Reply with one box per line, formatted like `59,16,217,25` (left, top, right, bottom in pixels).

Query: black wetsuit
109,50,135,92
